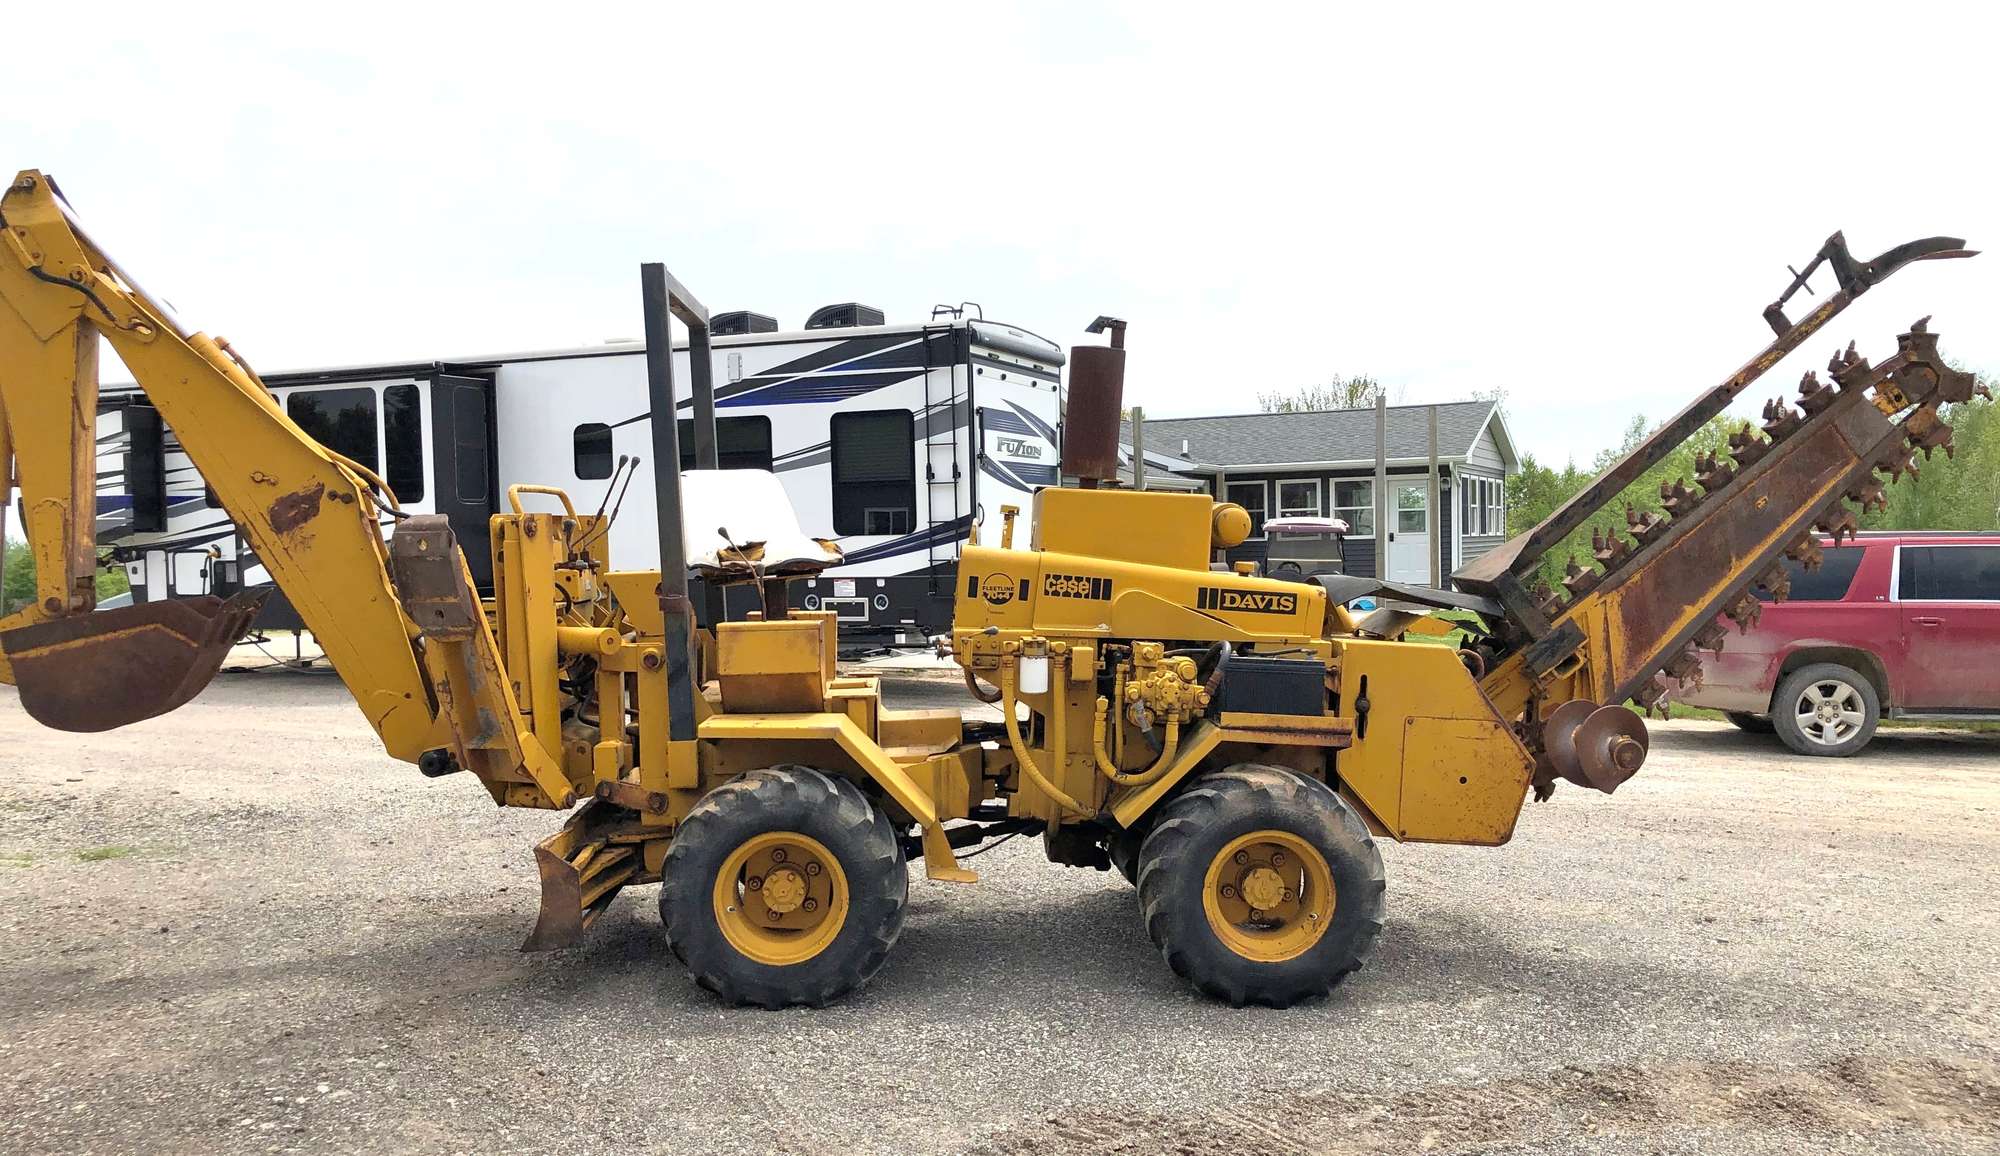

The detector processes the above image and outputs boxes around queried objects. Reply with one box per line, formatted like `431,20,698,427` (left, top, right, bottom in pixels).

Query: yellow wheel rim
1200,829,1335,963
712,832,849,966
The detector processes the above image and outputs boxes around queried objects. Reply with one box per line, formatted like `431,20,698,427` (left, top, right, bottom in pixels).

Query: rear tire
1771,663,1880,758
1137,764,1384,1007
660,766,906,1008
1724,711,1775,734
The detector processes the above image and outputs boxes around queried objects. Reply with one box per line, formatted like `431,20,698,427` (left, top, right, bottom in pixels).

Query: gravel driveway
1,671,1995,1154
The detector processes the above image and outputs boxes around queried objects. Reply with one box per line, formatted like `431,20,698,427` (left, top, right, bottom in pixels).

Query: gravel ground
1,670,1996,1155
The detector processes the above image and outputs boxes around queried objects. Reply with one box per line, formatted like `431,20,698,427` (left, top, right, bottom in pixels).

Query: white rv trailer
95,308,1066,645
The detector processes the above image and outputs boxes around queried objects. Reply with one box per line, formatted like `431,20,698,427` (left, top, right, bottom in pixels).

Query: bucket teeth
1813,505,1860,545
1659,477,1700,519
1757,562,1793,603
1827,340,1873,389
1692,622,1729,654
1846,478,1888,514
1533,579,1566,621
1631,675,1671,715
1784,533,1824,571
1796,369,1836,416
1694,449,1736,493
1903,405,1955,460
1761,397,1804,441
1661,647,1704,687
1627,503,1669,546
1727,424,1770,468
1723,589,1763,633
1561,556,1601,598
1876,446,1920,483
1591,527,1633,568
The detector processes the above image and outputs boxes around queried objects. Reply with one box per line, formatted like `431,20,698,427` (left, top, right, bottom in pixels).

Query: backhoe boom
0,170,441,754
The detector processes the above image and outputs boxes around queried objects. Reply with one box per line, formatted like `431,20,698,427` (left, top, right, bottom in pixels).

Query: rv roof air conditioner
804,303,886,330
711,311,780,336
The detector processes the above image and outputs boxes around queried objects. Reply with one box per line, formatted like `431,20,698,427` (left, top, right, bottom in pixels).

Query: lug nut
1270,851,1285,867
1233,851,1249,866
747,875,763,891
1220,884,1237,899
767,909,782,921
802,897,818,912
1283,889,1297,903
805,862,821,877
771,848,787,863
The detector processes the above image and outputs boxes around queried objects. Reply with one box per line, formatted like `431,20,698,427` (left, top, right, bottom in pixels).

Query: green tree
1863,378,1998,531
1257,374,1401,413
2,541,132,614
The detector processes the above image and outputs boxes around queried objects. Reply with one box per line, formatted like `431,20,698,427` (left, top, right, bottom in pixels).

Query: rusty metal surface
266,482,326,535
1,589,269,731
1062,344,1127,483
1456,233,1974,599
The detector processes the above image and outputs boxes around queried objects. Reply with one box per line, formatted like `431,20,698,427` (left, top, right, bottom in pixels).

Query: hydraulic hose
964,666,1003,704
998,661,1089,815
1093,697,1182,788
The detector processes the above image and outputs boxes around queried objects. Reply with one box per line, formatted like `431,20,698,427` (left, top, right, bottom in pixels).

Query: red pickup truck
1683,532,2000,756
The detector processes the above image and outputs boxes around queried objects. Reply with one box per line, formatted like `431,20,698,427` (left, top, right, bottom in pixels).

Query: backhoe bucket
1,589,269,732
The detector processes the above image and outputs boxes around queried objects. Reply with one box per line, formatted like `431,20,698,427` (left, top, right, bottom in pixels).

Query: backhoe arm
0,170,441,756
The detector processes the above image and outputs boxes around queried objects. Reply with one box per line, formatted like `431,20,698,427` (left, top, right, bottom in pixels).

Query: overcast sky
9,2,1996,466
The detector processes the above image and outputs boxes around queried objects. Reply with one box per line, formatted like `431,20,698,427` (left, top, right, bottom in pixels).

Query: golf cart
1262,515,1349,582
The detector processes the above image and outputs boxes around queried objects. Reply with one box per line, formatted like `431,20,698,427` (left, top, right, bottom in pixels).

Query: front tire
1771,663,1880,757
1137,764,1385,1007
660,766,906,1007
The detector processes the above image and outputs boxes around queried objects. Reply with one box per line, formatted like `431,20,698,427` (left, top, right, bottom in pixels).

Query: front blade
1,589,269,731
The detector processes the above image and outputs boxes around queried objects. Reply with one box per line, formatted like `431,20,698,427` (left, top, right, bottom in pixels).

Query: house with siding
1118,401,1519,585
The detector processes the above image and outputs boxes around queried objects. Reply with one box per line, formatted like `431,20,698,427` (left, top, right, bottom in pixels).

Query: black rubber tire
1136,764,1385,1007
1724,711,1776,734
660,766,906,1008
1107,820,1149,886
1771,663,1881,758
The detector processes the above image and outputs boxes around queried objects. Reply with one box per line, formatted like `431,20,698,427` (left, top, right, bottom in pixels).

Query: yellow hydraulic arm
0,169,442,756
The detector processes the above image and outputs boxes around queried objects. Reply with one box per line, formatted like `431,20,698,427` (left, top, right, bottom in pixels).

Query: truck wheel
1771,663,1880,757
660,766,906,1008
1136,764,1384,1007
1724,711,1775,734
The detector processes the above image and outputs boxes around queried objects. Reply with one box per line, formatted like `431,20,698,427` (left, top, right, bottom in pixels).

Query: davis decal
1042,573,1112,600
1196,586,1299,615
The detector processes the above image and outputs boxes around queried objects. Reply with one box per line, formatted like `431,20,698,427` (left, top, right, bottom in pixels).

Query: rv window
678,416,774,472
383,384,425,504
831,410,915,536
287,387,378,472
574,423,614,480
453,385,490,505
1225,481,1267,537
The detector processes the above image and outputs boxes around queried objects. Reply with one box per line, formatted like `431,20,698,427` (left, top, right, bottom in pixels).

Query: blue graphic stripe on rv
979,458,1061,491
718,370,919,407
981,407,1035,435
839,515,974,565
1004,401,1060,445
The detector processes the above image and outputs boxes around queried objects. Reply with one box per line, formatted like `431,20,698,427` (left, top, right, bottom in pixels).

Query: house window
574,422,614,480
1275,479,1321,519
1332,479,1374,537
383,384,425,504
678,415,774,472
1463,477,1504,535
1225,481,1267,537
831,410,916,535
287,387,379,472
